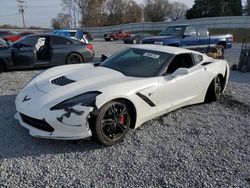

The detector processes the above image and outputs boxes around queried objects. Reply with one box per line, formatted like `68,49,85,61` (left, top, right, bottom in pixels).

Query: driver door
157,53,204,115
12,36,38,67
181,26,199,51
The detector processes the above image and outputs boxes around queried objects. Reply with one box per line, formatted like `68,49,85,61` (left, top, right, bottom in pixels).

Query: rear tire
66,53,83,64
205,75,222,102
91,100,131,146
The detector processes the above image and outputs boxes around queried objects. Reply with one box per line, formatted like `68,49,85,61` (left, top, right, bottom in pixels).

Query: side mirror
171,68,189,77
101,54,108,62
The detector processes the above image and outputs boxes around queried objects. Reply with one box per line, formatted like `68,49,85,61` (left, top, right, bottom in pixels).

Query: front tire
205,75,222,102
66,53,83,64
91,101,131,146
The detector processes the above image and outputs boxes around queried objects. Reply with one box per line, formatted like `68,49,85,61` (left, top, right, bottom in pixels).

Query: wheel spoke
117,123,127,131
119,107,127,116
102,118,114,127
109,105,117,116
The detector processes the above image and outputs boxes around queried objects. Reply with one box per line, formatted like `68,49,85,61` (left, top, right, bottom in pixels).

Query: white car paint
15,45,230,140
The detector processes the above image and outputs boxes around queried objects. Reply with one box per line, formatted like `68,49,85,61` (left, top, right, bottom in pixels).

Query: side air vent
51,76,76,86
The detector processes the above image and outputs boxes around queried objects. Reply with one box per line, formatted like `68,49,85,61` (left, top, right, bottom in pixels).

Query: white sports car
15,45,229,146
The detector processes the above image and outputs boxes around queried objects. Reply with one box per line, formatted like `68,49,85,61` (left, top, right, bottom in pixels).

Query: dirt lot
0,41,249,187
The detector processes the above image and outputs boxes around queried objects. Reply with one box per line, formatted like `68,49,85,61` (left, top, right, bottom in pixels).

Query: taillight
86,44,93,51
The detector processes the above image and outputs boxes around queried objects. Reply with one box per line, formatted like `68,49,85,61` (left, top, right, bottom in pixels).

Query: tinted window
160,26,186,36
70,32,76,37
166,54,194,74
101,48,171,77
197,26,208,37
185,26,197,37
14,36,38,47
51,36,72,45
192,53,203,64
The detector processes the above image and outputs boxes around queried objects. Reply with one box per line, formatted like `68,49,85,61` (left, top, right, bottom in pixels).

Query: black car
123,33,154,44
0,34,94,72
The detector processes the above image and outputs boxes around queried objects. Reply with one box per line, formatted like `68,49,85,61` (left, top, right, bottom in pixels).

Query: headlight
51,91,102,110
154,41,164,45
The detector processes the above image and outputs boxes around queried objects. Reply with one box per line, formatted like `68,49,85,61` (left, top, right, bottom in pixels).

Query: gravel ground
0,41,249,187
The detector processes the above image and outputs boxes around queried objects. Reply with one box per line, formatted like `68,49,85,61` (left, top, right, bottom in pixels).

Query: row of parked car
0,24,233,73
103,25,233,57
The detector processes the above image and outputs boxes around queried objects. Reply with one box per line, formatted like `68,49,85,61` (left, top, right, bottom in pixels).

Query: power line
0,13,19,18
17,0,27,29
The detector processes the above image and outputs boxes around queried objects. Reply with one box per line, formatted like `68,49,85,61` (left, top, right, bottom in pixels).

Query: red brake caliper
118,115,125,125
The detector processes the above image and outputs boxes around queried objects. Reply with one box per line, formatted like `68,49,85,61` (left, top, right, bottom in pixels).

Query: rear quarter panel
201,58,229,97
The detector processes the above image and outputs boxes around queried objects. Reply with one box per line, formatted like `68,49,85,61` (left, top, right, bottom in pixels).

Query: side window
51,36,72,45
185,26,197,37
192,53,203,64
166,54,194,74
197,26,208,37
18,36,38,47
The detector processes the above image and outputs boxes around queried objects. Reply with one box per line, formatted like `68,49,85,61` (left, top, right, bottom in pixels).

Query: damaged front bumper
15,105,93,140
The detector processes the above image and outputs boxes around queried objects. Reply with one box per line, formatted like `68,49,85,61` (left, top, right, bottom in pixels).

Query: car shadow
0,94,104,160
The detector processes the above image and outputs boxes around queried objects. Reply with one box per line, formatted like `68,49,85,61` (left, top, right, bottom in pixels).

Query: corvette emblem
22,95,31,102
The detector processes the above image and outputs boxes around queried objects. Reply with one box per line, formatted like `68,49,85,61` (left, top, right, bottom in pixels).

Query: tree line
51,0,188,29
51,0,250,29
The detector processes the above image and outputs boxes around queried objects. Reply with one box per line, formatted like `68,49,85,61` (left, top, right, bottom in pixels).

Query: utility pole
17,0,27,29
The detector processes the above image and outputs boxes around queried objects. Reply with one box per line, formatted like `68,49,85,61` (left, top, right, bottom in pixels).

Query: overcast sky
0,0,194,28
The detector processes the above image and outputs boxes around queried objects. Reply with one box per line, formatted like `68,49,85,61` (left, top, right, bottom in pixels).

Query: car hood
34,63,135,97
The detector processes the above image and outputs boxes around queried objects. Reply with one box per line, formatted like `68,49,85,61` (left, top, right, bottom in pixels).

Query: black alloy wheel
91,101,131,146
67,53,83,64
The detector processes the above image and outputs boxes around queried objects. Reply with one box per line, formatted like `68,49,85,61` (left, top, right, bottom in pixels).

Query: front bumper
15,84,93,140
15,107,93,140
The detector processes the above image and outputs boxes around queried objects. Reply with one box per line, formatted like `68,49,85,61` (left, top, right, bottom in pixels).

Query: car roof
131,44,197,55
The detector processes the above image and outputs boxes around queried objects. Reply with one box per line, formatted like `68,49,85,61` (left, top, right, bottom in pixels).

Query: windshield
101,48,172,77
159,26,186,36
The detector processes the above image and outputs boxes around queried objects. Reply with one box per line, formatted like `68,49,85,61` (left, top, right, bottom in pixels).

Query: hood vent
51,76,76,86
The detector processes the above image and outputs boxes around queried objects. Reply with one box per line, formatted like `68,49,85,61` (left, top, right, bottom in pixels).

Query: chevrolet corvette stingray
15,45,229,146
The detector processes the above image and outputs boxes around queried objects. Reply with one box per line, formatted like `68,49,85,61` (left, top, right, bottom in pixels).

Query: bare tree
51,13,71,29
168,2,188,21
106,0,142,25
78,0,106,27
106,0,124,25
61,0,79,28
144,0,171,22
243,0,250,15
124,0,143,23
